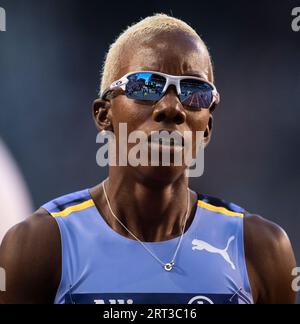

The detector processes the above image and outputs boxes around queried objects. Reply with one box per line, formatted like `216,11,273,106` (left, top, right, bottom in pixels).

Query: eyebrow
184,71,207,79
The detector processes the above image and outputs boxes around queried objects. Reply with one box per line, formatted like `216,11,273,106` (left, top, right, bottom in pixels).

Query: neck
92,168,198,242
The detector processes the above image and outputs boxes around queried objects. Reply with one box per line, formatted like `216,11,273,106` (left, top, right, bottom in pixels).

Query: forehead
117,31,211,80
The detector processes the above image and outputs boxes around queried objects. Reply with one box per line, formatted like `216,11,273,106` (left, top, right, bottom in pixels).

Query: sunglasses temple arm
100,78,128,99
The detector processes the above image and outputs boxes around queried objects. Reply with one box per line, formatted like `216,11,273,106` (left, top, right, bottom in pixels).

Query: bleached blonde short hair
100,13,213,96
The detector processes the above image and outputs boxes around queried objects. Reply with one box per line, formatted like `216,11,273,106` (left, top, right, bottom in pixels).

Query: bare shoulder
244,213,296,304
0,208,61,304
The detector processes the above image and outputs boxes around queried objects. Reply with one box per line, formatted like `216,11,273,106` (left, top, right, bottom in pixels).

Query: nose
152,86,186,125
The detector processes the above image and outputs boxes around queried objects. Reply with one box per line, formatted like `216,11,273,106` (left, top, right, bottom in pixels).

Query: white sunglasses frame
101,71,220,109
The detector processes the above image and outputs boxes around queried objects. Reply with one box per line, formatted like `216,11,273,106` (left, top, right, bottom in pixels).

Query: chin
132,164,188,188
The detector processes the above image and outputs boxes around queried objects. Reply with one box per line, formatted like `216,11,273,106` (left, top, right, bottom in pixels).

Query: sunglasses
101,71,220,110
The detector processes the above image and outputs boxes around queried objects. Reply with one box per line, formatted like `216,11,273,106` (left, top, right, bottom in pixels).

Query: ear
92,99,114,133
204,114,213,147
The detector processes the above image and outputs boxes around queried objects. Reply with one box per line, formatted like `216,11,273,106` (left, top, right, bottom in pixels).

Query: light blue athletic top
42,189,253,304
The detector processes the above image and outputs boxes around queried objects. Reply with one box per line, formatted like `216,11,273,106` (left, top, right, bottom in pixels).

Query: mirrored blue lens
180,79,213,109
125,73,166,101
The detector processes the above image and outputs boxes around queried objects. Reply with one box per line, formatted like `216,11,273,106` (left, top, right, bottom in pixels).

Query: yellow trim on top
51,198,243,218
51,199,95,218
197,200,244,218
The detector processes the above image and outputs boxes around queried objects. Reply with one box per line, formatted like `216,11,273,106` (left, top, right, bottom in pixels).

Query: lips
147,130,185,148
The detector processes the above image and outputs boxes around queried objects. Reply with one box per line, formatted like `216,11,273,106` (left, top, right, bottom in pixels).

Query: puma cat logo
192,236,236,270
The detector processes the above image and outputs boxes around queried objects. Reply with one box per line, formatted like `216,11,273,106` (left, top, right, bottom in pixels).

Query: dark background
0,0,299,302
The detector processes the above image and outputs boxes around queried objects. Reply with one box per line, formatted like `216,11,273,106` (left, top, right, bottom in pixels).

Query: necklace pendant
164,262,174,272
